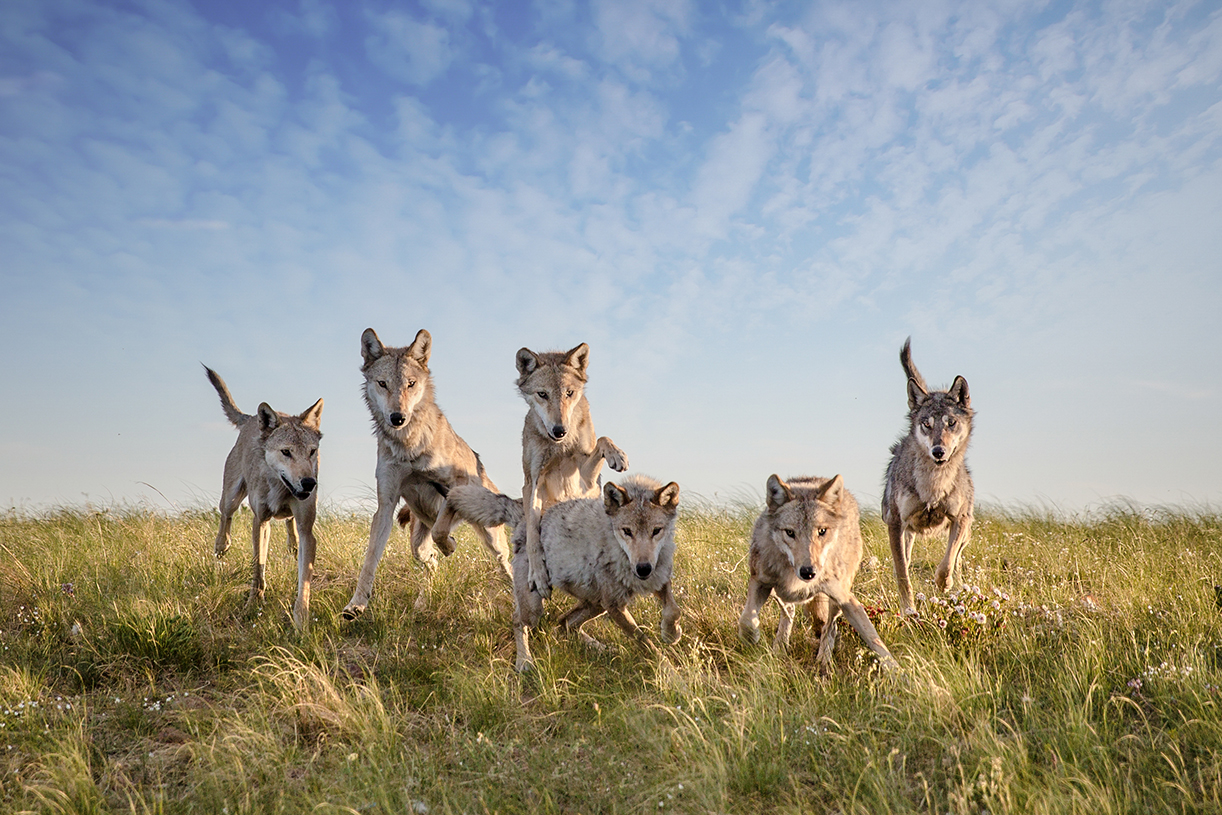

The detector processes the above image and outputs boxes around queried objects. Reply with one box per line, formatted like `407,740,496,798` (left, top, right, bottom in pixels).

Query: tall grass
1,502,1220,813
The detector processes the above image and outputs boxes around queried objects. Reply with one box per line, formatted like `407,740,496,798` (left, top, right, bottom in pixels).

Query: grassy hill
1,502,1220,813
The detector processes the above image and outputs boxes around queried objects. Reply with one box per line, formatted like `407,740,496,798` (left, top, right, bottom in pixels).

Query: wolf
510,343,628,601
881,337,975,614
204,366,323,631
450,474,681,672
340,328,511,621
738,474,897,673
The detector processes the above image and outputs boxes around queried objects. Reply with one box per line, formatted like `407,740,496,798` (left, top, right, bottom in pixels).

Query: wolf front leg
737,576,772,645
523,479,551,599
342,484,398,621
934,514,972,593
291,502,317,632
655,583,682,644
829,589,899,673
888,520,917,614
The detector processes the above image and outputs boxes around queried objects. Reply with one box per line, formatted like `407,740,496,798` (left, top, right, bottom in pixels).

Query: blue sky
2,0,1221,513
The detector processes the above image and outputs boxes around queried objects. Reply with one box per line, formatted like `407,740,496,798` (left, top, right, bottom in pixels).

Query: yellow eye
407,379,416,388
784,529,796,539
377,380,388,389
947,418,957,428
281,449,293,458
817,528,827,537
537,391,549,400
565,389,574,398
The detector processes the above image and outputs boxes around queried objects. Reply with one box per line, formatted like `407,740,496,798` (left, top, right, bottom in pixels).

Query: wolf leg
935,515,972,593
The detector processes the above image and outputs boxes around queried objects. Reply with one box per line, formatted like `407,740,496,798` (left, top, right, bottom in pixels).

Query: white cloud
364,9,454,86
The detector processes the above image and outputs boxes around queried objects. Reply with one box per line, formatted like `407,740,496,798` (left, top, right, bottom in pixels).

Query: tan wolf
340,328,511,621
510,343,628,601
449,474,681,672
881,337,975,614
738,474,898,673
204,366,323,632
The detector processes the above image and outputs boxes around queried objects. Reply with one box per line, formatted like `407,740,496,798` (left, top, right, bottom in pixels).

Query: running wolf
512,343,629,601
738,474,898,673
204,366,323,632
340,328,511,621
449,474,681,672
881,338,975,614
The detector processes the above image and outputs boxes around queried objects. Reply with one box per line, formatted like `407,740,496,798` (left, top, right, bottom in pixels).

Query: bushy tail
899,337,928,393
203,365,248,427
447,484,523,528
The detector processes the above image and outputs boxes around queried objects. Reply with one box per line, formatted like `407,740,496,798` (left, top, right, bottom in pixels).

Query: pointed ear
818,474,844,506
604,481,631,513
361,328,384,367
906,377,927,411
407,329,432,366
949,375,970,408
654,481,680,510
516,347,539,377
765,474,792,512
257,403,280,433
299,398,323,430
564,342,590,375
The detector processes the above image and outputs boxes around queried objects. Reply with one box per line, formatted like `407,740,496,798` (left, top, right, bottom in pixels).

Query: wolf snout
389,412,406,427
635,562,653,579
931,445,946,461
300,477,317,494
798,565,816,581
550,425,567,440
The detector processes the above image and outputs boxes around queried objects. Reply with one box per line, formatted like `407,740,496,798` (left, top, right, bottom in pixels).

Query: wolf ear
818,474,844,506
257,403,280,433
949,375,970,408
564,343,590,375
654,481,680,510
361,328,384,367
299,398,323,430
604,481,631,513
906,377,927,411
765,474,792,512
407,329,432,366
516,347,539,377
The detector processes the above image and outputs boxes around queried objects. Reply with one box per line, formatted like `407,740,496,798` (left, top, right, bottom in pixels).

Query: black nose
931,446,945,460
300,478,316,494
635,563,652,579
798,566,815,581
389,412,405,427
550,425,567,440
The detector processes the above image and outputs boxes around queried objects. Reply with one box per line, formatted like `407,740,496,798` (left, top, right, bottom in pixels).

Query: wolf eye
784,529,796,539
817,528,828,537
281,449,293,458
377,380,388,389
407,379,416,388
921,418,932,429
536,391,549,400
621,527,634,538
565,389,574,398
652,527,663,537
947,418,957,428
309,449,317,457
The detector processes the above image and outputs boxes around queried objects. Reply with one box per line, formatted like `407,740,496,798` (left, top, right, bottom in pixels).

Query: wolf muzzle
549,425,567,440
798,565,816,581
282,475,317,500
389,412,406,427
635,562,653,579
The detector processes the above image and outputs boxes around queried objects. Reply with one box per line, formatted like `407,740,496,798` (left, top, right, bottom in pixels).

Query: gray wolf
449,475,681,673
881,337,975,614
204,366,323,631
738,474,898,673
340,328,511,621
510,343,628,601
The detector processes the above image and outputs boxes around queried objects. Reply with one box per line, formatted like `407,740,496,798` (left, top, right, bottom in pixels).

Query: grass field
1,499,1221,814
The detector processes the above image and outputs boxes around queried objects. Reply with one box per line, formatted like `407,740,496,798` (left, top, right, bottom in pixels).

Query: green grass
1,501,1221,813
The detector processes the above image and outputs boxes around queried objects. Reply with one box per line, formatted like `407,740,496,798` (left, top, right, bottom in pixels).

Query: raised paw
600,439,629,473
527,554,552,599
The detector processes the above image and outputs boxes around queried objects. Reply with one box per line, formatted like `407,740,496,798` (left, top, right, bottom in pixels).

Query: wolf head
907,376,972,466
604,476,680,580
764,474,850,582
361,328,435,435
257,400,323,501
516,343,590,442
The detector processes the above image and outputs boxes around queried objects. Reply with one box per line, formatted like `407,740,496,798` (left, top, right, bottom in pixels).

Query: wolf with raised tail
340,328,511,621
204,366,323,631
738,474,897,673
881,337,975,614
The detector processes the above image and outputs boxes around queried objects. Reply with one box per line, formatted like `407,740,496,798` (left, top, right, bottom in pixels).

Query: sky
2,0,1221,516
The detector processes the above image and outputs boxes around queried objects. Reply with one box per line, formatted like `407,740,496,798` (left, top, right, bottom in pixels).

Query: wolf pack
204,330,974,675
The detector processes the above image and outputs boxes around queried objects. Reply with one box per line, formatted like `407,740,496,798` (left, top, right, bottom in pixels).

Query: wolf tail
203,365,249,427
446,484,523,528
899,337,929,393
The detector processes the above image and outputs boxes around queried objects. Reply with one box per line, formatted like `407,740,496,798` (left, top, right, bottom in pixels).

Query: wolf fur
340,328,511,621
504,474,681,672
510,343,628,602
881,337,975,614
738,474,898,673
204,366,323,632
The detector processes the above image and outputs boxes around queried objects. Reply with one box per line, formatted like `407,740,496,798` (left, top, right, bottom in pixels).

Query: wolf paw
737,621,761,645
662,622,683,645
340,604,366,622
527,556,552,599
600,439,629,473
934,564,952,592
